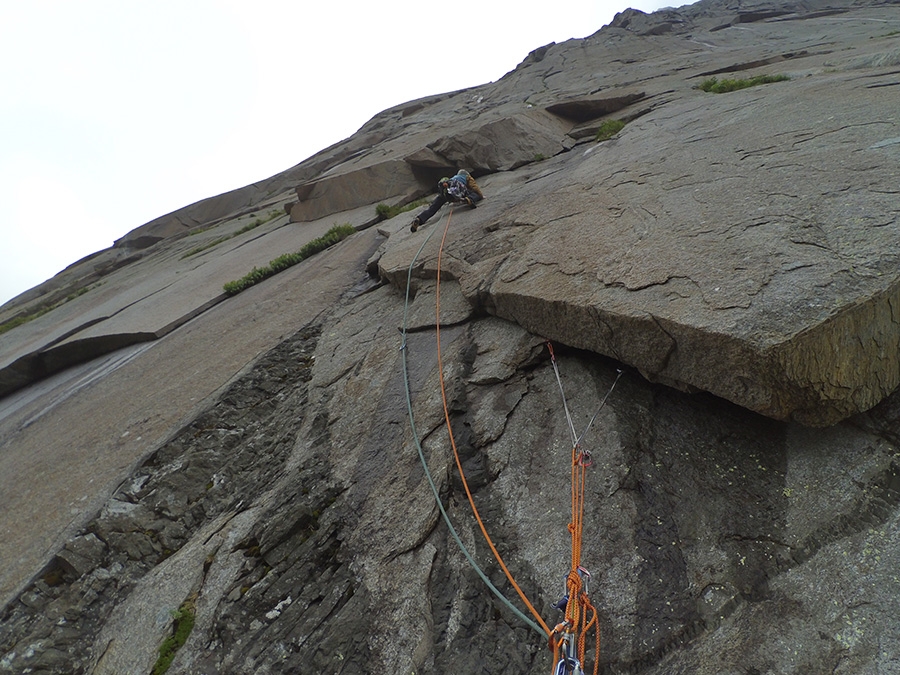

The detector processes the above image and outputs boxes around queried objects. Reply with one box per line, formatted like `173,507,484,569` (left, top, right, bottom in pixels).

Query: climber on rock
410,170,484,232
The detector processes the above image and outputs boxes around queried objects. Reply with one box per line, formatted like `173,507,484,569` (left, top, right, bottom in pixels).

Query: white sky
0,0,679,307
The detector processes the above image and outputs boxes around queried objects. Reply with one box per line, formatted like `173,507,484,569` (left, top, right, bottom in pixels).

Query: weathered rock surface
2,0,900,674
5,280,900,673
373,4,900,426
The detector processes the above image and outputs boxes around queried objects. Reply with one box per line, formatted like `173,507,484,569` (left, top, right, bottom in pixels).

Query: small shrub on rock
223,223,356,296
375,198,429,221
699,74,790,93
596,119,626,142
152,599,196,675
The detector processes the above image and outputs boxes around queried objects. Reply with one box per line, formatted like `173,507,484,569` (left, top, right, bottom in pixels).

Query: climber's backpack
446,173,469,201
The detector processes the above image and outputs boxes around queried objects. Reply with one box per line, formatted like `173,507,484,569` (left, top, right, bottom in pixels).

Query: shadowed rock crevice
546,92,647,123
585,379,794,671
694,50,811,77
783,461,900,569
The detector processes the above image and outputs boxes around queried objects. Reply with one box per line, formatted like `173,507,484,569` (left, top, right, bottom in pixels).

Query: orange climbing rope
547,341,615,675
430,208,618,673
434,208,553,638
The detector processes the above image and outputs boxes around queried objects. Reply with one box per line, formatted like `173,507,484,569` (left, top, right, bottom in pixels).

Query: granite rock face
385,68,900,426
4,0,898,425
4,285,900,674
369,4,900,426
2,1,900,674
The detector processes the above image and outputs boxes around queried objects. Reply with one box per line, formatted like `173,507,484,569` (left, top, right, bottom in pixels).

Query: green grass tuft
183,209,282,259
596,119,626,142
698,74,790,93
223,223,356,296
151,600,196,675
375,198,429,221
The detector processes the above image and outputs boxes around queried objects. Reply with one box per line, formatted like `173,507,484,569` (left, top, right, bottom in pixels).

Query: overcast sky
0,1,681,307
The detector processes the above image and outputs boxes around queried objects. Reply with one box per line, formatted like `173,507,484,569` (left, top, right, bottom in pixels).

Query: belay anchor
547,340,622,674
554,632,585,675
552,566,593,674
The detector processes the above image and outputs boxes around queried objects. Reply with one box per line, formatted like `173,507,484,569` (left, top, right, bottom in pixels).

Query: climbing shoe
410,217,420,232
465,197,477,209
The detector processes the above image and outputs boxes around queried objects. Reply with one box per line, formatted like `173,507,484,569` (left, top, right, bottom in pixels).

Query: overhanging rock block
474,277,900,427
379,67,900,427
545,91,646,123
427,110,574,172
291,159,422,223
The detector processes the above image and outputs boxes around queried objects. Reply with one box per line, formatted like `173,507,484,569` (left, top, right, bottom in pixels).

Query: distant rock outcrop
2,0,900,674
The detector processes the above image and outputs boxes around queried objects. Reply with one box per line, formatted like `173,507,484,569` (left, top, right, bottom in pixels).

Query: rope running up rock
402,205,622,672
400,207,549,638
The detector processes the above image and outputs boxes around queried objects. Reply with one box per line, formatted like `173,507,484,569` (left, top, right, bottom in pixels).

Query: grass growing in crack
182,209,282,259
596,119,626,142
223,223,356,296
375,198,429,221
183,237,231,258
0,286,92,336
698,74,790,93
151,599,196,675
187,223,216,237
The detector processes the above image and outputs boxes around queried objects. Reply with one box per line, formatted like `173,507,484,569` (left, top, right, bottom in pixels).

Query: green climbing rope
399,209,547,638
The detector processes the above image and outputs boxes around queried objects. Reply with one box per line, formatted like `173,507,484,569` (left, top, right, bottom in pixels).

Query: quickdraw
552,631,586,675
547,341,622,675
